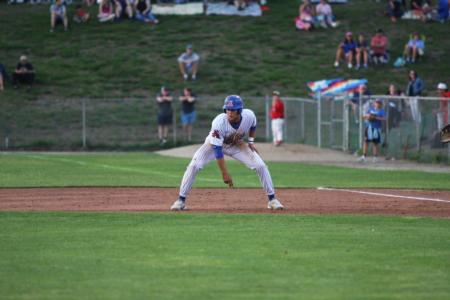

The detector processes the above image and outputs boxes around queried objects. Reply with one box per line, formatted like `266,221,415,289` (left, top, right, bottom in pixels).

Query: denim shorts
181,111,196,125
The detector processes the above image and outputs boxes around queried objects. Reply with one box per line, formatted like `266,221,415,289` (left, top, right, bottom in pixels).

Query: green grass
1,1,449,99
1,212,450,300
1,152,449,188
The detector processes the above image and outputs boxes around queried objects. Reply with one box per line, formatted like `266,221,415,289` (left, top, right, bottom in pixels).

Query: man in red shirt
370,28,389,65
270,91,285,146
437,82,450,128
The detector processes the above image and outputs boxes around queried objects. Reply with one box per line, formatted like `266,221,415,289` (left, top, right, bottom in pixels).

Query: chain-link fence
1,94,449,163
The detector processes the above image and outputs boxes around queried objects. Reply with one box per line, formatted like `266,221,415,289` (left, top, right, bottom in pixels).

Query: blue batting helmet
223,95,244,113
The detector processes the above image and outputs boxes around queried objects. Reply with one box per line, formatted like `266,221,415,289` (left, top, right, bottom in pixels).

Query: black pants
12,73,34,86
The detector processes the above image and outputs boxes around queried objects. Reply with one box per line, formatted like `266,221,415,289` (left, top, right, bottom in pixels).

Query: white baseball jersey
206,109,256,147
178,108,276,199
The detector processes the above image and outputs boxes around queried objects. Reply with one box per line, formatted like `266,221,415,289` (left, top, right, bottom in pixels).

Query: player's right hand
222,173,233,188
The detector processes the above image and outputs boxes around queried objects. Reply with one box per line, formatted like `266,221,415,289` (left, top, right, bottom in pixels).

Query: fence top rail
281,97,318,104
370,95,447,101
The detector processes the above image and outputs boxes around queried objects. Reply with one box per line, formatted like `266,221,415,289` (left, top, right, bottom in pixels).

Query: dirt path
1,188,450,218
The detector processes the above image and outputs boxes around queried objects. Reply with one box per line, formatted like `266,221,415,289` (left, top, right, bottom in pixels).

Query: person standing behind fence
179,88,197,142
359,99,386,163
270,91,285,147
156,86,173,145
406,69,424,96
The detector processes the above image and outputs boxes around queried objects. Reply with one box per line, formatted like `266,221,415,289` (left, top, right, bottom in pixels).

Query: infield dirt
1,187,449,218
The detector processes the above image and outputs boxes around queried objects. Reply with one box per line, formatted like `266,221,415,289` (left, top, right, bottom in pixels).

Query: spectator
73,4,90,23
406,69,424,96
12,55,35,90
179,88,197,142
403,32,425,63
437,82,450,128
234,0,248,10
270,91,285,147
358,99,386,163
386,84,403,129
0,63,7,91
370,29,389,65
295,0,315,31
156,86,173,145
135,0,159,24
114,0,133,19
334,32,356,69
98,0,116,22
436,0,449,22
411,0,433,21
387,0,404,22
177,44,200,81
84,0,96,6
355,33,369,70
315,0,337,28
50,0,68,32
349,84,371,123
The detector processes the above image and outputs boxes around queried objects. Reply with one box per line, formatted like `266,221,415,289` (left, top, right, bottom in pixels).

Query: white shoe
358,156,366,163
372,157,378,163
170,199,186,211
347,63,353,69
334,61,339,67
268,199,284,210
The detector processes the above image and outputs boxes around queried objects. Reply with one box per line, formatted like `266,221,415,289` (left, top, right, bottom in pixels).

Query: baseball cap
375,99,383,104
20,55,27,61
437,83,447,90
345,31,352,36
272,90,280,96
186,44,193,49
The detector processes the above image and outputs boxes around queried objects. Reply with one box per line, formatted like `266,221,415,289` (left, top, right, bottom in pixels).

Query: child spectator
315,0,337,28
403,32,425,63
0,63,7,91
12,55,35,90
355,33,369,70
135,0,159,24
98,0,116,22
50,0,68,32
295,0,315,31
358,99,386,163
370,28,389,65
334,32,356,69
177,44,200,81
73,4,90,23
179,88,197,142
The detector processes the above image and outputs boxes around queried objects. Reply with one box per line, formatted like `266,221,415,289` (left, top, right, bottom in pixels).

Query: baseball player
270,91,285,146
170,95,284,211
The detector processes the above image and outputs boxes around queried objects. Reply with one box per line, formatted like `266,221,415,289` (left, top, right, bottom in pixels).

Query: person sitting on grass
0,63,7,91
334,32,356,69
387,0,404,22
50,0,68,33
355,33,369,70
178,44,200,81
315,0,338,28
403,32,425,63
73,4,90,24
12,55,35,90
295,0,315,31
114,0,133,19
370,28,389,65
135,0,159,24
98,0,116,22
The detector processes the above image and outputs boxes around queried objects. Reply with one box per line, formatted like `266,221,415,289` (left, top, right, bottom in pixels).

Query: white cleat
268,199,284,210
358,156,366,163
170,199,186,211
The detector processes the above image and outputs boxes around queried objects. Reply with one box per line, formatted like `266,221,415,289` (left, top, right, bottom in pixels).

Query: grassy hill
0,0,449,99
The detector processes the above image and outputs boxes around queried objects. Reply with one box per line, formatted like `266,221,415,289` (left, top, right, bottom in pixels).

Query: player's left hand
248,143,259,153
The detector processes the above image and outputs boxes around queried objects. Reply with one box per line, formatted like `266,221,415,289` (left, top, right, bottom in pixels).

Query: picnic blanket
206,2,262,17
152,2,204,15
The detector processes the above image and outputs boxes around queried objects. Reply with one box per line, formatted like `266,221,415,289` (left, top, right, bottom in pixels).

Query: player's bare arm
216,156,233,187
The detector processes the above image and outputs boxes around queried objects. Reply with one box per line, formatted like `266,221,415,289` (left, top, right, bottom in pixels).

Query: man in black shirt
13,55,35,89
156,86,173,145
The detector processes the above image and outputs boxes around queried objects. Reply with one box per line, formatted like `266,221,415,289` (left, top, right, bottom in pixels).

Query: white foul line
317,187,450,204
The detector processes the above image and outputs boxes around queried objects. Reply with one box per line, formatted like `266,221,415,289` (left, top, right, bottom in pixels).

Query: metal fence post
82,98,86,149
173,108,177,144
317,92,322,148
358,92,363,150
265,95,270,142
300,101,305,141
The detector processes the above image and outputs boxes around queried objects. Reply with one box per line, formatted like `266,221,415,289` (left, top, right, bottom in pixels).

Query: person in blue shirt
334,32,357,69
359,99,386,163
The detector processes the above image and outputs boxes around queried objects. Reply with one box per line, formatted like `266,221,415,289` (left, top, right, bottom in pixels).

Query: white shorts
271,118,284,142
